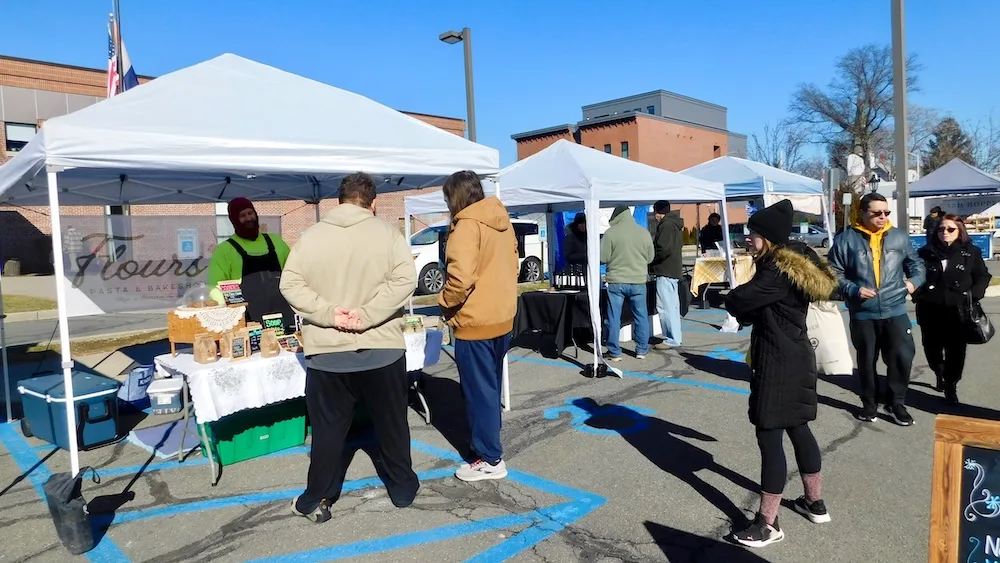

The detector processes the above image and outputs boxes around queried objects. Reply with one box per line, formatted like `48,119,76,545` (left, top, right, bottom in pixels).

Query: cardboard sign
217,280,245,305
230,330,249,361
929,415,1000,562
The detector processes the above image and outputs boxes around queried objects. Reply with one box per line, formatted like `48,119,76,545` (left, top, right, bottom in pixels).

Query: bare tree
789,44,921,179
747,120,808,170
968,113,1000,174
877,105,941,177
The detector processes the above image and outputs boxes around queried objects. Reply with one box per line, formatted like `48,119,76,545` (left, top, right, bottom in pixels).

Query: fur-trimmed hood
771,243,838,302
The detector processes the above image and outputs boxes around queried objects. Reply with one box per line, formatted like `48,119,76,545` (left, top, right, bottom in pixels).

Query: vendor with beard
208,197,295,328
563,213,588,267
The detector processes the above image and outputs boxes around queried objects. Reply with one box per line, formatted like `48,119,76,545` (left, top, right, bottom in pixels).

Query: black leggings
756,424,822,495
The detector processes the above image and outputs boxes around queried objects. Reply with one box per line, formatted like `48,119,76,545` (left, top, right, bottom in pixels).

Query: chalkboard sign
218,280,245,305
929,415,1000,562
246,323,263,353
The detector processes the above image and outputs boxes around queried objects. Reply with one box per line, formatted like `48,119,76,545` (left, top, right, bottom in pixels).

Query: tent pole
495,178,511,411
0,272,10,423
47,169,80,477
719,198,737,289
404,208,414,315
584,198,610,376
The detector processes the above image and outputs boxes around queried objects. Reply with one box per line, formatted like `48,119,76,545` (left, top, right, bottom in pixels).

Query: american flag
107,15,139,98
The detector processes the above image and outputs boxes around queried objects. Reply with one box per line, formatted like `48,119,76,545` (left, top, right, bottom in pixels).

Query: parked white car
410,219,546,294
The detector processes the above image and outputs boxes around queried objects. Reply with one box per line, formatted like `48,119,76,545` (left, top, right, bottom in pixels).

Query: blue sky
1,0,996,166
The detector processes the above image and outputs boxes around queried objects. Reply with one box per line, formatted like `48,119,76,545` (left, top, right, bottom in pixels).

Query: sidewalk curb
3,310,58,323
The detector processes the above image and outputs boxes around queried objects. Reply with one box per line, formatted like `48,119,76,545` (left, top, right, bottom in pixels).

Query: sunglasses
938,226,958,234
867,210,891,217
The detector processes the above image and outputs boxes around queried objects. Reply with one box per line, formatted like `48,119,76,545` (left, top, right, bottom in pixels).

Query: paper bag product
218,331,234,359
807,301,853,375
193,333,218,364
260,328,282,358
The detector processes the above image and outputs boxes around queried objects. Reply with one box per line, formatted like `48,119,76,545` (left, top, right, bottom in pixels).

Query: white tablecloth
154,332,430,423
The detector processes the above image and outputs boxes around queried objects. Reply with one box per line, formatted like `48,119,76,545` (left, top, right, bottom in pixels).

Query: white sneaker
635,354,647,360
455,459,508,482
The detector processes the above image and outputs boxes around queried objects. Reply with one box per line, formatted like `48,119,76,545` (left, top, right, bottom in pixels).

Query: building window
646,106,655,114
621,142,629,159
215,202,235,244
603,144,612,154
4,123,37,153
713,145,722,158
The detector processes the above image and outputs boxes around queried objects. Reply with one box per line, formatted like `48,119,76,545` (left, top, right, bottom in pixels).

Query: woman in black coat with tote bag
724,199,838,549
914,214,992,404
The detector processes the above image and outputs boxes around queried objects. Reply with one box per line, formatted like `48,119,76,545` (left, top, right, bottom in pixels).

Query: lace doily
173,305,247,332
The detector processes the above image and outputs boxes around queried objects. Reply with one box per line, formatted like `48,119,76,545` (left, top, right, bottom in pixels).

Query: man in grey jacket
600,206,654,361
828,193,926,426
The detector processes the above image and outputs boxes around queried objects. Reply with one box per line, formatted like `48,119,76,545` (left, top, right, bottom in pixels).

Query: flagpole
113,0,124,95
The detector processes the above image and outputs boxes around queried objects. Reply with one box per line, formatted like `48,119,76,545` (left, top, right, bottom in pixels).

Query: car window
410,228,441,246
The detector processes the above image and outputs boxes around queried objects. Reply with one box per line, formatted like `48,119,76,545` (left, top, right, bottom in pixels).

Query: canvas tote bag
806,301,853,375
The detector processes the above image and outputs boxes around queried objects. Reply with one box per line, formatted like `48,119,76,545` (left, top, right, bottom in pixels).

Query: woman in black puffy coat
915,214,992,404
724,199,838,549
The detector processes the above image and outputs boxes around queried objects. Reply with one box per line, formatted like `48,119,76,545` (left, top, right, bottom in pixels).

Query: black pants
850,315,915,407
756,424,822,495
918,304,968,385
298,357,419,512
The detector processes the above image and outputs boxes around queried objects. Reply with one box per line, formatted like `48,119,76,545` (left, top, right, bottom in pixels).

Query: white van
410,219,546,294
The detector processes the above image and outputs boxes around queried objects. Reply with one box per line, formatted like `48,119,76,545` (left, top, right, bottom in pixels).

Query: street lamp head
439,30,463,44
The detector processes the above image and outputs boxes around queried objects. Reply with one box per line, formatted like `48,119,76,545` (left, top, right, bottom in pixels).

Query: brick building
511,90,750,230
0,56,461,273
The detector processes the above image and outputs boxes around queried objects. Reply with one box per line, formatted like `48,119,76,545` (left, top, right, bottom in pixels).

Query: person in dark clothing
923,206,942,240
914,214,992,404
699,213,725,254
650,201,684,348
562,213,588,267
725,199,838,549
827,192,926,426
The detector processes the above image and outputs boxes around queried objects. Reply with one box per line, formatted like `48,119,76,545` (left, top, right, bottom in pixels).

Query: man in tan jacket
280,172,419,522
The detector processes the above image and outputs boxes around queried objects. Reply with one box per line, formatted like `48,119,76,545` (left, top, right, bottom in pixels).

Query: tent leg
47,170,80,477
718,198,738,289
501,354,510,412
0,275,9,423
404,211,414,315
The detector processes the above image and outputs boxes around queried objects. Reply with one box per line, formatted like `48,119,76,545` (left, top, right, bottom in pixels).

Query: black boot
934,365,945,392
945,382,959,404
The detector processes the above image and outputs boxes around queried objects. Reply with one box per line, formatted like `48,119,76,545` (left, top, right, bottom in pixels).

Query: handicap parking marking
543,398,654,435
0,425,605,562
706,347,747,363
0,423,131,563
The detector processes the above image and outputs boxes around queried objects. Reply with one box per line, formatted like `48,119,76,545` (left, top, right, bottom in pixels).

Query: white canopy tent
404,140,732,397
907,158,1000,197
681,156,832,236
0,53,500,476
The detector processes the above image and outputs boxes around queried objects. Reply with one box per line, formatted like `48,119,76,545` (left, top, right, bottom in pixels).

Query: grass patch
411,281,551,307
991,278,1000,286
3,294,57,313
7,329,169,364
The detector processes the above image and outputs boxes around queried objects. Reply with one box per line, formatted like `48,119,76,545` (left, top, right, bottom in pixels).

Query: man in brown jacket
279,172,419,522
439,170,519,482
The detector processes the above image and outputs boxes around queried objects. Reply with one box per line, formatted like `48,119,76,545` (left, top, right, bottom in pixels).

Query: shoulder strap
227,237,249,259
262,233,276,253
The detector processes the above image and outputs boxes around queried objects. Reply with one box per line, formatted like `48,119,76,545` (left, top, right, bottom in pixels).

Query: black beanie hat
747,199,794,244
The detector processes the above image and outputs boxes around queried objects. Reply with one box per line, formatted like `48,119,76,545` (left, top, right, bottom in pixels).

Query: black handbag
965,294,995,345
678,274,692,317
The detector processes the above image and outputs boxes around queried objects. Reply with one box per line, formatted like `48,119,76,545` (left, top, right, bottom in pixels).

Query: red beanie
227,197,259,239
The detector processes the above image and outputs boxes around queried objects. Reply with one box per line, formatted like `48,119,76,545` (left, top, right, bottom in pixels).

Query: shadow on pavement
572,398,756,529
644,521,769,562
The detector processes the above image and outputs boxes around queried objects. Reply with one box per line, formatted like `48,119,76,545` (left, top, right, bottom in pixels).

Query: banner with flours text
55,215,281,317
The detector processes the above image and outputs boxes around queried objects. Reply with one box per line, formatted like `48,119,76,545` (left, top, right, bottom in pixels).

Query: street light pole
891,0,909,228
439,28,477,142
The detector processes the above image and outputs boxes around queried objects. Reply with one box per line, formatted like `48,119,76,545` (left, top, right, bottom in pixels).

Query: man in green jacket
650,200,684,349
600,206,654,361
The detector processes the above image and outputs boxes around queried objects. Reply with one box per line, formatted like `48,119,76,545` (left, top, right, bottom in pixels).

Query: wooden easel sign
929,414,1000,562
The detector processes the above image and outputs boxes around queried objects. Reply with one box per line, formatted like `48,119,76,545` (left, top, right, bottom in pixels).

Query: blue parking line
0,423,131,563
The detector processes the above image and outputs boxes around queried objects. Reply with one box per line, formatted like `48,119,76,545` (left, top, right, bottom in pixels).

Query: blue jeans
455,334,512,464
655,276,682,346
606,283,649,357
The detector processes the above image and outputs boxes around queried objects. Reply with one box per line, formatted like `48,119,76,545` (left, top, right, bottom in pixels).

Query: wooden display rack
167,306,247,356
928,414,1000,562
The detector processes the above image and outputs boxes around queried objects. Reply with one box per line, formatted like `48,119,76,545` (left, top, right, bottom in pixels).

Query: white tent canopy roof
907,158,1000,197
0,53,499,206
405,139,725,215
681,156,822,198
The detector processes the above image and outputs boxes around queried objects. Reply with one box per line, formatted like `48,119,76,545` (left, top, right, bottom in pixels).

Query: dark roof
0,55,156,80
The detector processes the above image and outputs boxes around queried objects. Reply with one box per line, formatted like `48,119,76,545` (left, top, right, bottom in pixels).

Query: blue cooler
18,371,121,450
424,329,443,367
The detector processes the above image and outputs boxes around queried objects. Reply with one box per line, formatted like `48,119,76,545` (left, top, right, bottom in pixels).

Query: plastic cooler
202,399,306,465
18,371,121,450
